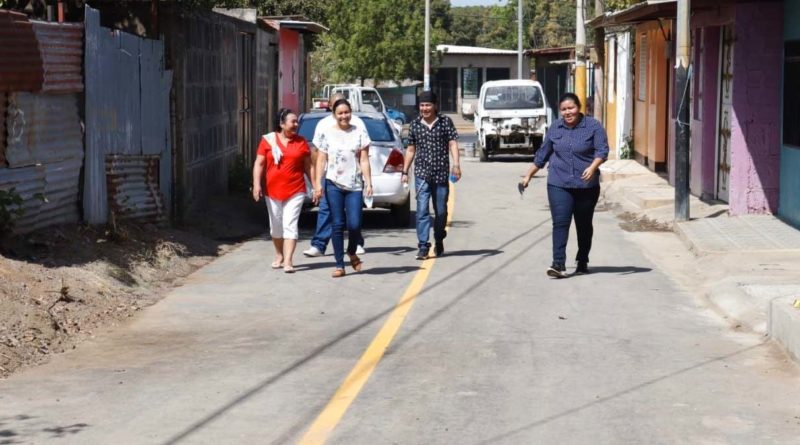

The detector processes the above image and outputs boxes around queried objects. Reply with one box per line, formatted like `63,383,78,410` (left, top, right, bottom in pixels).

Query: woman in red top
252,108,312,273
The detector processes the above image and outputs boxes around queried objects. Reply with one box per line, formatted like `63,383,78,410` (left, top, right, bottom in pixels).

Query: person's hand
520,177,530,189
252,184,263,202
401,172,409,184
452,165,462,181
313,187,323,203
364,184,373,198
581,166,597,182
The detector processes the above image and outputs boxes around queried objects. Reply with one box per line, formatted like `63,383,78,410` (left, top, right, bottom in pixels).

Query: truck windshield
483,86,544,110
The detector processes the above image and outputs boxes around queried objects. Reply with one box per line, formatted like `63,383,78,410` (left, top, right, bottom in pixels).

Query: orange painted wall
633,21,671,171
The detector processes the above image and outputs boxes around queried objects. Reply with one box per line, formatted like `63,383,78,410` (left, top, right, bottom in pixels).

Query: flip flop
283,266,296,274
271,260,283,269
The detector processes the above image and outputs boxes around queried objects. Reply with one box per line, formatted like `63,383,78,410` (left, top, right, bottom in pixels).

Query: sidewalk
443,112,475,134
600,160,800,362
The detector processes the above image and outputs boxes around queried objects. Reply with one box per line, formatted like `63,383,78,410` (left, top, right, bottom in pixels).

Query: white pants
266,192,305,239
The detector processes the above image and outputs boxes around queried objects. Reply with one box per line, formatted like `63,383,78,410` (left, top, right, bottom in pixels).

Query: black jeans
547,184,601,265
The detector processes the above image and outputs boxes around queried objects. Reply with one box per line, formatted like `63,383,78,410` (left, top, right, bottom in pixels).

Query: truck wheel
478,144,489,162
391,199,411,227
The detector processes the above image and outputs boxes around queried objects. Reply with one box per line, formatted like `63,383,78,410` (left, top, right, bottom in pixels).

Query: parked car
473,79,550,162
386,108,407,126
297,111,411,226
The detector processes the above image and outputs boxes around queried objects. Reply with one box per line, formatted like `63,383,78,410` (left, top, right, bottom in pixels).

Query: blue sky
450,0,507,6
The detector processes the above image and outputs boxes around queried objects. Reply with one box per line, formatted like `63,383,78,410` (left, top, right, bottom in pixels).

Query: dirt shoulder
0,194,266,378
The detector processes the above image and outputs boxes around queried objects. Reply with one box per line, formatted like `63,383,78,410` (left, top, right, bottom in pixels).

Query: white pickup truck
473,79,551,162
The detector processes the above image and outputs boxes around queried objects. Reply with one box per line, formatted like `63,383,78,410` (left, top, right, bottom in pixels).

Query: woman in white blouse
312,99,373,278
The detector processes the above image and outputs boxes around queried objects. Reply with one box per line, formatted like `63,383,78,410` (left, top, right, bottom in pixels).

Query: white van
473,80,550,162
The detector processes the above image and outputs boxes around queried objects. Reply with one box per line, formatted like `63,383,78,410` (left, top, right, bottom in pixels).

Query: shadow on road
441,249,503,258
161,219,552,445
582,266,652,275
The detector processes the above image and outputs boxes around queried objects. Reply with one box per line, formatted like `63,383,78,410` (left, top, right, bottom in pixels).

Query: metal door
716,25,734,202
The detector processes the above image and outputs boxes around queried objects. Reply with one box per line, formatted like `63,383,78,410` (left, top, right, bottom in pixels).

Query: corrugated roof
257,17,327,33
437,44,520,55
31,21,84,93
0,10,45,92
588,0,676,28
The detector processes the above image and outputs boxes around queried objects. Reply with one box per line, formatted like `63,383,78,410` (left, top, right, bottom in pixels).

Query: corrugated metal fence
0,12,84,234
84,6,172,225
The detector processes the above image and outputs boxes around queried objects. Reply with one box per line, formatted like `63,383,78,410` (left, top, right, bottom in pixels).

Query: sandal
349,255,363,272
331,268,346,278
271,260,283,269
283,265,296,274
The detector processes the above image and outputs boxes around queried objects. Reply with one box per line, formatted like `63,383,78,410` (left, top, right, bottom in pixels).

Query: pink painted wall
729,2,783,214
279,28,300,112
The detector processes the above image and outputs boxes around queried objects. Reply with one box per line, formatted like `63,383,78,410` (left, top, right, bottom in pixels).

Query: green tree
526,0,576,49
448,6,486,47
323,0,449,83
475,4,517,49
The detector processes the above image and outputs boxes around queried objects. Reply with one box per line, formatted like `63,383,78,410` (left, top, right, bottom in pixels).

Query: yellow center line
297,183,456,445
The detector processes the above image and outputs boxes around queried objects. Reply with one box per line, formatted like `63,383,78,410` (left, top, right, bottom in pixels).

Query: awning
587,0,676,28
258,16,328,34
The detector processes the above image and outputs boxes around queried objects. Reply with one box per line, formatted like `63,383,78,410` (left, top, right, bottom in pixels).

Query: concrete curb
600,164,800,363
770,296,800,362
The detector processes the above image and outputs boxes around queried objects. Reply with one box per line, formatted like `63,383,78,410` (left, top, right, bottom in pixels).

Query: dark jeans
310,193,364,254
415,177,449,248
547,184,600,266
325,180,363,269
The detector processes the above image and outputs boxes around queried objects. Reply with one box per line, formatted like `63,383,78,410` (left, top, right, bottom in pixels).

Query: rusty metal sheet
0,11,44,92
0,165,46,232
5,92,83,168
31,21,84,94
106,155,165,223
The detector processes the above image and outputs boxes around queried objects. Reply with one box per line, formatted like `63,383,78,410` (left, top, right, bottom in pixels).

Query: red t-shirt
257,133,311,201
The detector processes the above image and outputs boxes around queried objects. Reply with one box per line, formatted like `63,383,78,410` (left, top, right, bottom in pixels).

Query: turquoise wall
780,0,800,227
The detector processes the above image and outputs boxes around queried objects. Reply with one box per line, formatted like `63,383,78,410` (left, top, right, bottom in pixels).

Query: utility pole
575,0,587,112
424,0,431,91
517,0,523,79
675,0,691,221
593,0,604,122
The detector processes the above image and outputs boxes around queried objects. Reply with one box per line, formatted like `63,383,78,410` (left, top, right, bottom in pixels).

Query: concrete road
2,160,799,445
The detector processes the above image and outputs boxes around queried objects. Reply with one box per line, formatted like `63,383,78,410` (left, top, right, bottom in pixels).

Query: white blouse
317,123,371,191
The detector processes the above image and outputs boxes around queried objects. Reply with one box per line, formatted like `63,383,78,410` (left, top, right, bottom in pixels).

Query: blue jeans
415,177,449,248
311,192,364,254
325,180,364,269
547,184,600,265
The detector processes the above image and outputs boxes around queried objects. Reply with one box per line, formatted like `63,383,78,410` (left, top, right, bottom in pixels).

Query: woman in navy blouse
519,93,609,278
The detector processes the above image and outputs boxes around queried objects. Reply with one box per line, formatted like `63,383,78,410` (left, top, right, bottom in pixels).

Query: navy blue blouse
533,115,610,189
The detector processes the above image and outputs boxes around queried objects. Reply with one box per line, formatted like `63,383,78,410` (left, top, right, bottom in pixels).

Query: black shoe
575,261,589,275
416,247,430,260
434,241,444,257
546,263,567,279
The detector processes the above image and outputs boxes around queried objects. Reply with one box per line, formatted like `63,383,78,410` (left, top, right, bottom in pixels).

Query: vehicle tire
478,144,489,162
391,199,411,227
